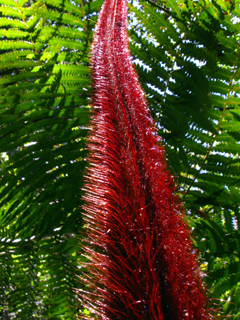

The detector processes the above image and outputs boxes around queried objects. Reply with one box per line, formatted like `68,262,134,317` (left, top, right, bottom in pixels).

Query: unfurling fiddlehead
81,0,212,319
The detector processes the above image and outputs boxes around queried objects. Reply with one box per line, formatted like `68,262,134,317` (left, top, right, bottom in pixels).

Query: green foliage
0,0,103,317
0,0,239,318
0,232,81,319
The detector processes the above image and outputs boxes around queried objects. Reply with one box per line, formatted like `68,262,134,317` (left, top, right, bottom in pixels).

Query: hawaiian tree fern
0,0,240,319
81,0,211,318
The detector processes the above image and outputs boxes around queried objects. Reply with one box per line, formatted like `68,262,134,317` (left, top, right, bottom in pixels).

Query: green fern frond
0,0,103,317
0,17,27,29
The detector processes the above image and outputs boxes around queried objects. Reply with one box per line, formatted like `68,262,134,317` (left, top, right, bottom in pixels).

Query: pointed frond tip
80,0,213,319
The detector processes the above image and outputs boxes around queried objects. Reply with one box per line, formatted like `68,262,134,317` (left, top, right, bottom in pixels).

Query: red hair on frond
80,0,212,319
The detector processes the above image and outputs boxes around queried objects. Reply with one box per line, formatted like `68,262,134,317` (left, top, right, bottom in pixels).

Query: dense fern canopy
0,0,239,319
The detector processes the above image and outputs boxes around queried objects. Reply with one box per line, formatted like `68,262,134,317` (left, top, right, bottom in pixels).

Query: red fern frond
81,0,212,319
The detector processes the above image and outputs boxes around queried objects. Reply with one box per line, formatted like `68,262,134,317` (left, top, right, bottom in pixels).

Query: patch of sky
232,16,240,24
24,141,37,147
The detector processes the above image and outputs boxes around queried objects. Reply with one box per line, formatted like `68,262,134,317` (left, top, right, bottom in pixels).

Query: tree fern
0,0,240,318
